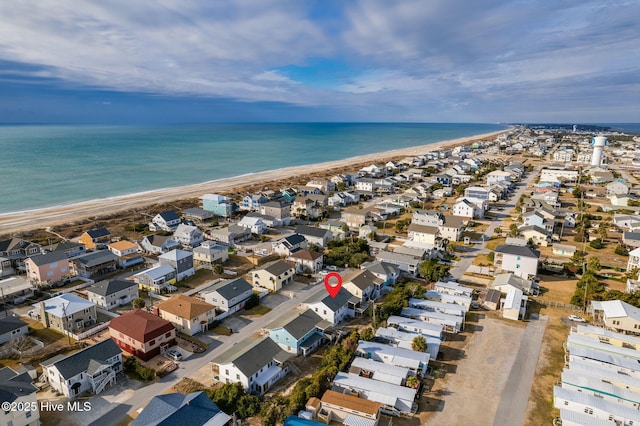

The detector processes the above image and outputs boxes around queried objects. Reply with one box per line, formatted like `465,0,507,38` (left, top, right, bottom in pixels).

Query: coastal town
3,125,640,426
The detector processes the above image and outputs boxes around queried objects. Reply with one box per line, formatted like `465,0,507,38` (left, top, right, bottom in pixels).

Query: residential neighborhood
3,125,640,425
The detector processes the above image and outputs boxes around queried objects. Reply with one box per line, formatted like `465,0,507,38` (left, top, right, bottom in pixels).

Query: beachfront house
241,193,269,211
158,249,194,281
41,338,122,398
201,194,234,217
108,309,176,361
148,210,181,232
252,260,295,292
140,234,181,255
106,240,144,268
211,337,292,395
79,228,111,250
24,250,70,285
0,238,43,275
156,294,216,336
172,224,204,248
87,279,139,310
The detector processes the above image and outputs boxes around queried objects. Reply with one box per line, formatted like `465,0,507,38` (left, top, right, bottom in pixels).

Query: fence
532,298,584,313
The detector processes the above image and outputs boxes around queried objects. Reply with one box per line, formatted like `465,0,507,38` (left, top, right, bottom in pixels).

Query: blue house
241,193,269,211
434,174,452,185
267,309,330,356
281,188,297,203
201,194,234,217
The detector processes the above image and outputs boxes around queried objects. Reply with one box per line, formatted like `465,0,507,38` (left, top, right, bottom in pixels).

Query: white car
166,350,183,361
568,315,587,323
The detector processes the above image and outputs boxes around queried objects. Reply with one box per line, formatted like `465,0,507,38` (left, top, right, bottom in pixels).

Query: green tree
615,244,629,256
572,185,583,198
406,376,420,389
487,251,495,262
341,223,350,233
509,223,519,237
360,327,375,341
132,298,146,309
589,238,603,249
213,264,224,274
411,336,428,352
418,259,450,282
586,256,601,273
494,227,503,236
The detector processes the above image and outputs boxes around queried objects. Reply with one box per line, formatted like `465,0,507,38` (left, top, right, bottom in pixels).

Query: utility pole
62,302,72,346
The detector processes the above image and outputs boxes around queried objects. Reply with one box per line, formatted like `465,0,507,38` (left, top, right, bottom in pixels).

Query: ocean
0,123,506,215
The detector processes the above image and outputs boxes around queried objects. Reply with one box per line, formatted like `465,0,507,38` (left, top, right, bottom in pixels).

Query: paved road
492,315,548,426
86,281,327,426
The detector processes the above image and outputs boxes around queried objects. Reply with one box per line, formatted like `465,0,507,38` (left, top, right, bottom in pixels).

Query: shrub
589,238,603,249
615,244,629,256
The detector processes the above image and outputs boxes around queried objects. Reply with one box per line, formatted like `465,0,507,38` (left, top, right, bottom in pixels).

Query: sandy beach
0,129,509,236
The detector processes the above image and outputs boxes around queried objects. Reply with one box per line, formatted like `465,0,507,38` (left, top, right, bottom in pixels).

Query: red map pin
324,272,343,298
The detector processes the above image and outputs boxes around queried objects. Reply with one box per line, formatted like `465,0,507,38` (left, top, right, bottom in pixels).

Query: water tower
591,136,607,166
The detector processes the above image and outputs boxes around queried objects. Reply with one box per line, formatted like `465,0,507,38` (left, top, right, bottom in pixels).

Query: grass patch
177,269,214,289
485,237,506,251
471,254,492,267
29,324,75,345
211,324,232,336
243,305,271,316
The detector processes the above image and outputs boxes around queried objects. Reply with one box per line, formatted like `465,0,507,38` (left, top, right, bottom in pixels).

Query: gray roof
281,309,324,340
262,260,294,276
85,228,110,238
280,234,307,247
44,240,85,253
624,231,640,241
132,391,230,426
495,244,540,258
0,367,37,404
88,279,137,297
206,278,253,302
42,338,121,380
311,287,352,313
214,337,291,378
72,250,118,267
295,225,329,238
26,250,67,266
143,234,176,247
344,269,383,290
361,260,399,276
157,210,180,222
0,316,28,335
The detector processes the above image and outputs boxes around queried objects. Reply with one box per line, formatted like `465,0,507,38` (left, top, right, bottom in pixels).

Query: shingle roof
262,260,294,276
136,264,175,280
85,228,111,239
143,234,175,247
42,338,121,380
0,316,27,335
44,240,85,253
280,234,306,247
132,391,230,426
25,250,66,266
72,250,118,267
344,269,383,290
281,309,324,340
361,260,399,276
157,295,214,320
495,244,540,258
88,279,136,297
288,249,323,261
206,278,253,302
407,223,439,234
313,287,352,313
158,249,192,262
157,210,180,222
0,367,37,404
109,309,175,343
295,225,329,238
215,337,291,378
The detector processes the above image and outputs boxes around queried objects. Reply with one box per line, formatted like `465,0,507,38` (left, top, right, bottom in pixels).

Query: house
401,307,464,333
0,316,29,345
623,231,640,248
107,240,144,268
272,234,308,256
349,357,411,386
482,289,501,310
494,244,539,279
201,194,234,217
148,211,181,232
433,281,473,297
108,309,176,361
33,293,97,335
241,193,269,211
341,207,374,229
267,309,329,356
0,238,42,275
518,225,551,247
140,234,181,255
287,249,324,274
486,170,512,186
407,224,440,246
133,264,177,293
208,225,251,246
374,327,441,360
319,389,381,426
360,260,400,286
70,250,118,279
464,186,491,200
260,200,291,225
359,224,378,240
303,287,354,325
87,279,139,310
553,243,577,258
41,338,122,398
589,300,640,335
0,367,40,426
356,341,429,376
307,179,336,193
452,198,476,219
376,250,421,276
606,181,630,196
292,197,325,219
132,391,232,426
319,219,348,240
0,276,35,305
296,225,332,248
252,260,295,292
439,215,465,242
332,372,417,414
629,248,640,272
609,194,631,207
522,211,555,233
492,273,538,295
172,224,204,248
158,249,194,281
245,212,279,228
355,178,377,192
42,240,86,258
182,208,216,223
156,294,216,336
342,269,383,303
193,241,229,266
408,298,467,317
211,337,292,394
502,287,527,321
79,228,111,250
197,278,254,320
238,216,267,234
553,386,640,425
24,250,70,285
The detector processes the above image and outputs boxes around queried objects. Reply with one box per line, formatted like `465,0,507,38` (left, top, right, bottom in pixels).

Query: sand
0,129,509,235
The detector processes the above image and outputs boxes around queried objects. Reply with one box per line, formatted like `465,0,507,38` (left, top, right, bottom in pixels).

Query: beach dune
0,129,508,235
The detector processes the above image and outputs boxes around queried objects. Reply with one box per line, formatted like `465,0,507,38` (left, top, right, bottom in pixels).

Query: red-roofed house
108,309,176,361
287,249,324,273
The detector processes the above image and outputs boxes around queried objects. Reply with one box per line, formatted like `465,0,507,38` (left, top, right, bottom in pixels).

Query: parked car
166,349,183,361
567,315,587,323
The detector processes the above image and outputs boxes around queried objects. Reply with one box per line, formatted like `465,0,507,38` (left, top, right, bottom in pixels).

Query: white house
158,249,194,282
211,337,292,395
386,315,443,340
172,224,204,248
452,198,476,219
197,278,254,320
0,367,40,426
271,234,308,256
87,279,138,310
486,170,512,186
41,339,122,398
252,260,295,292
494,244,540,279
148,210,181,232
237,216,267,235
407,224,440,245
0,316,29,345
606,181,630,196
589,300,640,335
332,372,417,414
434,281,473,297
375,327,441,360
303,287,353,325
502,287,527,321
287,249,323,273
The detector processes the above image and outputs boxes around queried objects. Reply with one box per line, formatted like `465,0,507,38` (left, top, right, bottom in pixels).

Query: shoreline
0,128,509,236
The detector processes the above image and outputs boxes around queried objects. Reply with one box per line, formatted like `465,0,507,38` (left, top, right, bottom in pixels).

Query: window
584,407,593,415
26,411,32,418
236,374,240,380
225,369,229,375
149,339,155,346
165,332,171,338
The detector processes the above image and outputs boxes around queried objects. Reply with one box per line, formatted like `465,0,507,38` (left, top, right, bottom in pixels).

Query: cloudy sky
0,0,638,124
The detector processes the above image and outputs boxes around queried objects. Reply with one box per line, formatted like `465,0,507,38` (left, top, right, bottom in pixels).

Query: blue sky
0,0,638,124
